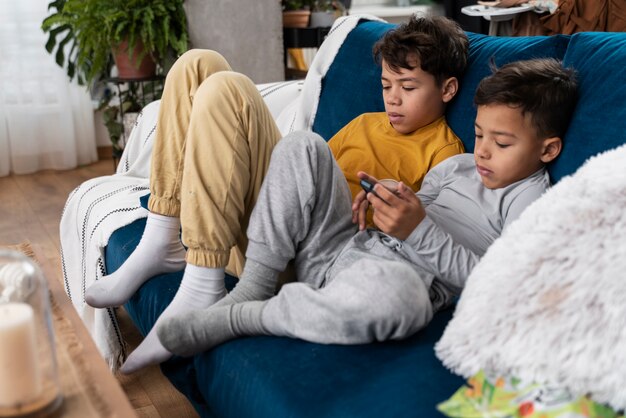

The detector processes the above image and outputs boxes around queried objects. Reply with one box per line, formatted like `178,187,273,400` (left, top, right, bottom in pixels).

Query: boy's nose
386,88,401,105
475,143,490,159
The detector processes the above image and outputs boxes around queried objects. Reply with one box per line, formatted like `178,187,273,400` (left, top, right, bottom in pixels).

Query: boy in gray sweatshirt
158,58,578,355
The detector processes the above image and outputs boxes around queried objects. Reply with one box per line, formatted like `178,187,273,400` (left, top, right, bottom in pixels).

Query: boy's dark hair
372,15,468,86
474,58,578,140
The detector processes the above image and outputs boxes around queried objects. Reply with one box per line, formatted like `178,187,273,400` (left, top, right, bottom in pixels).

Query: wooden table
23,245,137,418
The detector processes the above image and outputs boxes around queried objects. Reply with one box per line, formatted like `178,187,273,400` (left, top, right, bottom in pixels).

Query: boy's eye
496,142,511,149
475,134,483,140
402,87,416,91
382,85,391,90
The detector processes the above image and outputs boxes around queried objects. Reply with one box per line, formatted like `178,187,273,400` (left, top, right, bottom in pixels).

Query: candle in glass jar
0,302,42,407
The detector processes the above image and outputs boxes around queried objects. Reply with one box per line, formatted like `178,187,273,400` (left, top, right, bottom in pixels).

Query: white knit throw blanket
435,143,626,411
59,14,384,369
59,102,156,369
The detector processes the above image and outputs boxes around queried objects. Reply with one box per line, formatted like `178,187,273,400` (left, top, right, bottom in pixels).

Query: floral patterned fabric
438,371,623,418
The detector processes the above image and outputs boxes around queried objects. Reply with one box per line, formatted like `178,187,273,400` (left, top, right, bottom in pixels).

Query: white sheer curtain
0,0,97,177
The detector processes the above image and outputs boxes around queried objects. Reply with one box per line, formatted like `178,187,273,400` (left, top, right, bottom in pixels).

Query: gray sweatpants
245,132,433,344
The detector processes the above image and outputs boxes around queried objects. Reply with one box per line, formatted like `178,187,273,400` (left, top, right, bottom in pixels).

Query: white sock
85,212,187,308
120,264,226,374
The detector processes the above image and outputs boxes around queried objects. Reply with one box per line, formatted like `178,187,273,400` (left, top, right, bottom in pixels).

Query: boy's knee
204,71,254,90
170,49,230,76
179,48,225,63
273,131,328,160
344,259,433,340
387,272,433,336
194,71,256,108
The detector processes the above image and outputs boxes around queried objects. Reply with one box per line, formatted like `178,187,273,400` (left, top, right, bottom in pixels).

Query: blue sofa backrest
446,33,570,153
551,32,626,182
312,20,626,184
312,21,393,140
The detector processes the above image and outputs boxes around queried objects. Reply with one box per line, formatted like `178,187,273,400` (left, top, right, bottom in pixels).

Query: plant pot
113,39,157,79
310,11,336,28
282,10,311,28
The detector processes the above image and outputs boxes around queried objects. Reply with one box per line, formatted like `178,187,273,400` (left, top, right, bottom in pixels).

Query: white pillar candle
0,302,42,407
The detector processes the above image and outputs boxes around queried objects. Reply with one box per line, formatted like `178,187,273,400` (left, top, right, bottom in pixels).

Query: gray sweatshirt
325,153,551,311
403,153,551,306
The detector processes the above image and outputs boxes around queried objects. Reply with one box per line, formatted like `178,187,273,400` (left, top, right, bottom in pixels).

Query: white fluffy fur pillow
435,143,626,411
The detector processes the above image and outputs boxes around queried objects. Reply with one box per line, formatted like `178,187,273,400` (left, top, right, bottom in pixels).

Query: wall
184,0,284,83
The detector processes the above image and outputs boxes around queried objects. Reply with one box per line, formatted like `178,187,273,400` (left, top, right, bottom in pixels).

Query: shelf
283,27,331,80
283,26,331,49
349,4,445,23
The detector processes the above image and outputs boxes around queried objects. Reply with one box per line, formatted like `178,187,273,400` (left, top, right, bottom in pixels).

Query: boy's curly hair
372,15,468,86
474,58,578,139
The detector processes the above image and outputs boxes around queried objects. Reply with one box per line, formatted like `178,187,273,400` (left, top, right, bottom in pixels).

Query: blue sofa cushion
106,219,464,418
312,20,395,141
551,32,626,182
446,33,571,153
195,310,462,418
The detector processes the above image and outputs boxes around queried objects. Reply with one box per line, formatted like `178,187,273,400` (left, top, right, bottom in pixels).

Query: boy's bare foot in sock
212,260,279,307
120,264,226,374
85,212,186,308
157,301,268,357
156,259,280,356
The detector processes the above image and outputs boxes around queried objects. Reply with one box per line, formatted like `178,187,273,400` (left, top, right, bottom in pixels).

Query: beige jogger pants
148,49,283,275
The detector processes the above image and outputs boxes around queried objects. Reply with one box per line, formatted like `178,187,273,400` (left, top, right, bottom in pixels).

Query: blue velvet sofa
105,21,626,417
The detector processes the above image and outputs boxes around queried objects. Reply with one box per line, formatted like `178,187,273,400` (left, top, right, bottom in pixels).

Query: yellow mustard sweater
328,112,465,202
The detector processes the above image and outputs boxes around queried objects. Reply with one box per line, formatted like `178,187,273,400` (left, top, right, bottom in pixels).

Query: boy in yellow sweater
86,15,469,373
329,16,467,209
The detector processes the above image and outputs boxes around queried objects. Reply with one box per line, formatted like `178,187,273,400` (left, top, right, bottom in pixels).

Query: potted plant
97,80,163,158
42,0,188,159
310,0,337,28
282,0,313,28
42,0,189,86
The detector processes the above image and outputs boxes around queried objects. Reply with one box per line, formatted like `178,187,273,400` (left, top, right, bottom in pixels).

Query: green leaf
41,0,187,101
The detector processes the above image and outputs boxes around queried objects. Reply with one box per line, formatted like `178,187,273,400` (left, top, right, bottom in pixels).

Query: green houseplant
310,0,337,27
42,0,189,86
312,0,334,11
42,0,189,158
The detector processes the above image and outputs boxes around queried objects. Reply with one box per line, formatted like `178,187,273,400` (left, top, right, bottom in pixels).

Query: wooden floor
0,159,199,418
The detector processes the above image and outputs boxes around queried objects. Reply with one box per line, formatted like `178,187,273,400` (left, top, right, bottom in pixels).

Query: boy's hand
352,189,370,230
367,181,426,241
352,172,379,230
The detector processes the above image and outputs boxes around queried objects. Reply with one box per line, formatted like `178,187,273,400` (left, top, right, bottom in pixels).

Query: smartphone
360,179,385,201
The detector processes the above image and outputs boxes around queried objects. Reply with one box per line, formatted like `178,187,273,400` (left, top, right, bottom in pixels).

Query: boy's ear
441,77,458,103
540,137,562,163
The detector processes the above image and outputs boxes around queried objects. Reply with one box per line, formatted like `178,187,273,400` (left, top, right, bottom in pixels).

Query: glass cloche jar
0,250,62,417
